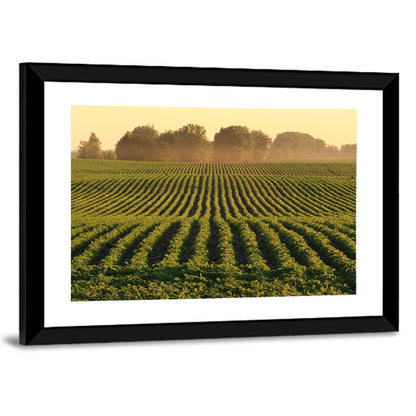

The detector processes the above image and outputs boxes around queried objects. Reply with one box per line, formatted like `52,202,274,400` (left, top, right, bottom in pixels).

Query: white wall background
0,1,413,415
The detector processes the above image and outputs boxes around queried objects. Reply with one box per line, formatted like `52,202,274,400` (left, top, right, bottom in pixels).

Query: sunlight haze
71,106,357,150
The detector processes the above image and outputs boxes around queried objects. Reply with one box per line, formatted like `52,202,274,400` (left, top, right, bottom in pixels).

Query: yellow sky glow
71,106,357,150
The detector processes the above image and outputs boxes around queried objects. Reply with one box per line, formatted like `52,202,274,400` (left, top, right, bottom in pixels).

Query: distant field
72,159,356,301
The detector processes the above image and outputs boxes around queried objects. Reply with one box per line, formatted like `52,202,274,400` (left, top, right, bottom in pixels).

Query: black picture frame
20,63,399,345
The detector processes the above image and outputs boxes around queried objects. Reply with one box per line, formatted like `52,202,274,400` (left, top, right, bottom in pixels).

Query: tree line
76,124,356,162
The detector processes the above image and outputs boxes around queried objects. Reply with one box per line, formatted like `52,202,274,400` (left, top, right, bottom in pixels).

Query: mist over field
71,107,356,301
75,126,356,163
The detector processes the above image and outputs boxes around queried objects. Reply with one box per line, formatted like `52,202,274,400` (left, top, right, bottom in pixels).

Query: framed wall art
20,63,399,345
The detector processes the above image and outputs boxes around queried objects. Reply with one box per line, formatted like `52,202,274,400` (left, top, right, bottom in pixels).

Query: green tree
251,130,272,162
270,132,326,160
77,133,102,159
323,145,340,158
102,150,116,160
115,125,160,161
175,124,210,162
157,125,210,162
157,130,182,161
213,125,253,162
340,144,357,158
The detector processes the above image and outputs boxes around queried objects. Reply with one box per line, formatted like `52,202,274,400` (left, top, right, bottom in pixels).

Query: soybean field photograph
71,106,357,301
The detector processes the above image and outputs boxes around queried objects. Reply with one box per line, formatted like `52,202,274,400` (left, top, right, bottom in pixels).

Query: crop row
72,159,356,177
72,174,356,218
72,217,356,293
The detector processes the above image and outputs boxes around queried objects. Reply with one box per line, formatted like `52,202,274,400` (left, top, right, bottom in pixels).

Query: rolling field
71,159,356,300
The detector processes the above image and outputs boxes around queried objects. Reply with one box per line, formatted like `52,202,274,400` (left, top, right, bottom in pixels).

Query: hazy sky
71,106,357,150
